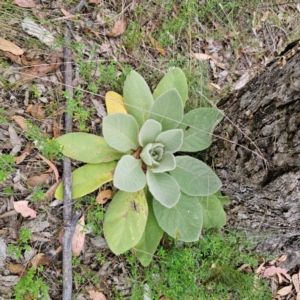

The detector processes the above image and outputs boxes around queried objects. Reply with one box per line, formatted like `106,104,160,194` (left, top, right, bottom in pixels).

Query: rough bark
211,42,300,255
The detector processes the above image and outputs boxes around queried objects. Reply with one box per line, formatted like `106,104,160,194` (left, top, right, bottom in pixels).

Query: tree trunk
211,41,300,257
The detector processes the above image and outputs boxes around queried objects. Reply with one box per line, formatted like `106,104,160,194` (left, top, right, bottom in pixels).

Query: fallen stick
62,1,86,300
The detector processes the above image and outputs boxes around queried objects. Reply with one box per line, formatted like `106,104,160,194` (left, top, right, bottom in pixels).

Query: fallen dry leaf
88,0,101,3
61,8,76,20
9,125,21,155
37,153,59,183
292,274,300,293
58,216,86,256
14,201,37,218
276,285,292,296
72,216,86,257
27,103,45,119
13,0,35,7
96,190,112,204
0,50,22,64
11,115,28,131
107,19,127,37
14,142,32,164
45,181,61,201
192,52,211,61
261,11,270,22
21,55,62,82
30,253,50,270
0,37,24,55
8,263,25,274
263,266,291,280
27,172,51,187
149,35,166,56
88,290,107,300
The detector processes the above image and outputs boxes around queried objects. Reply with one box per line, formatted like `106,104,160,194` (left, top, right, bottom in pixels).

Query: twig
62,1,87,300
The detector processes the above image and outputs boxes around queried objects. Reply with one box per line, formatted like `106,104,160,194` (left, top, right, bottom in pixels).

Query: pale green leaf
179,108,224,152
170,156,221,196
123,70,154,128
104,190,148,255
146,170,180,208
199,195,226,228
134,190,163,266
55,162,116,200
153,193,202,242
114,155,146,192
155,129,183,153
153,68,188,105
56,133,123,163
138,119,162,147
149,89,183,131
151,152,176,173
103,113,139,152
214,190,231,205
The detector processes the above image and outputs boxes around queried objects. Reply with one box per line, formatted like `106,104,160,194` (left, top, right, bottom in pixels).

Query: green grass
127,230,271,300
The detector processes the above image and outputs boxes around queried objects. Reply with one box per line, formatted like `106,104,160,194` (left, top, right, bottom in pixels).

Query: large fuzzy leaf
55,162,116,200
149,89,183,131
199,195,227,228
151,152,176,173
104,190,148,255
153,193,202,242
153,68,188,105
138,119,162,147
123,70,154,128
146,170,180,208
113,155,146,192
170,156,221,196
105,91,128,115
179,108,224,152
56,133,123,163
155,129,183,153
103,113,139,152
134,191,163,266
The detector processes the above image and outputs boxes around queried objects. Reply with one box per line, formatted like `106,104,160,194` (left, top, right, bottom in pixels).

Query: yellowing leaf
105,91,127,115
0,37,24,55
14,201,37,218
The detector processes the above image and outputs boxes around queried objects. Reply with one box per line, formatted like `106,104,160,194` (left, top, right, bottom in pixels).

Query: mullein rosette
55,68,229,266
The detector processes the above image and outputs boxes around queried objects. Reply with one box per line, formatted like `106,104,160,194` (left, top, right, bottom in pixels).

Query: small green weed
64,89,92,132
129,230,271,300
0,153,15,183
8,228,32,259
25,120,63,159
13,267,50,300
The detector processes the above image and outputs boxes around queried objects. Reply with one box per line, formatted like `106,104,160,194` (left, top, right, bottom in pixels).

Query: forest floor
1,0,300,299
